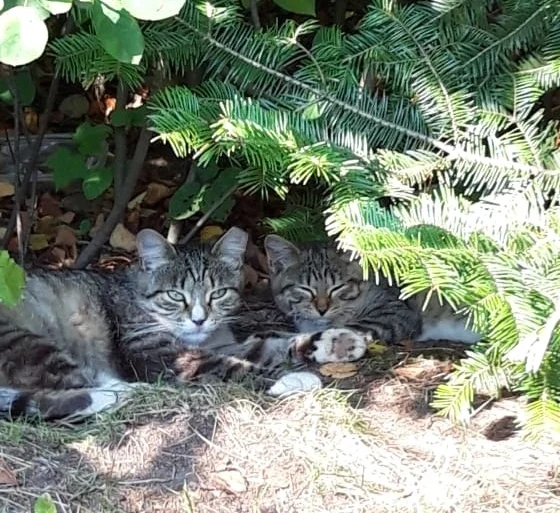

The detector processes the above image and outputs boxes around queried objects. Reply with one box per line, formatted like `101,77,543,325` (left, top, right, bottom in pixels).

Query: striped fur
264,235,480,344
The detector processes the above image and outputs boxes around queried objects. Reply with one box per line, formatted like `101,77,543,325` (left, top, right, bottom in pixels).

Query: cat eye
210,288,228,301
166,290,186,302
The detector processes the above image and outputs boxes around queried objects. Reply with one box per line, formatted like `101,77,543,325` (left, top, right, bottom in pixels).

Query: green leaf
82,167,113,199
79,219,92,235
0,250,25,307
0,68,36,106
73,122,112,155
120,0,186,21
272,0,314,16
39,0,72,14
46,147,90,190
301,101,324,121
33,495,57,513
0,6,49,66
130,105,147,127
168,180,203,220
2,0,49,20
92,0,144,65
110,107,133,127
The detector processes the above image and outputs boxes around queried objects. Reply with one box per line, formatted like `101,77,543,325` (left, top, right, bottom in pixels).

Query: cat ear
211,227,248,267
136,229,177,271
264,235,300,273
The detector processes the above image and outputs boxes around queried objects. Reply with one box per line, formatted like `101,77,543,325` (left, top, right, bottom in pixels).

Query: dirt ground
1,348,559,513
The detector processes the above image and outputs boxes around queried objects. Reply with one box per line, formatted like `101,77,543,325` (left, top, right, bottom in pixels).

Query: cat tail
0,381,133,421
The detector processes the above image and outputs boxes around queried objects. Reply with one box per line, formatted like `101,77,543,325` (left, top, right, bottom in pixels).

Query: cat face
135,228,248,345
264,235,365,331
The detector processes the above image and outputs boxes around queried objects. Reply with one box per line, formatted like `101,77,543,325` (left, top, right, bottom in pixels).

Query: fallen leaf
127,191,147,210
319,362,359,379
58,211,76,224
368,340,388,354
29,233,50,251
103,95,117,118
110,223,136,252
0,461,17,486
35,216,58,237
39,193,63,218
89,213,104,237
55,225,77,248
212,469,247,493
143,182,173,206
200,225,224,243
243,264,259,288
23,107,38,133
0,181,15,198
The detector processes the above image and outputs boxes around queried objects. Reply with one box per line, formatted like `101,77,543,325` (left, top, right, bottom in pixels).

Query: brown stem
250,0,261,30
113,80,128,193
10,74,24,265
73,129,153,269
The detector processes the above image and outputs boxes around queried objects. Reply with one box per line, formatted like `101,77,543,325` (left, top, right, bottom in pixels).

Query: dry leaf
58,211,76,224
55,226,77,247
0,181,15,198
23,107,38,133
212,469,247,493
243,264,259,288
59,94,89,119
35,216,58,237
0,461,17,486
110,223,136,251
319,362,359,379
200,225,224,243
39,193,63,218
126,209,140,233
29,233,50,251
103,95,117,118
143,182,173,206
89,213,105,237
368,340,388,354
127,191,147,210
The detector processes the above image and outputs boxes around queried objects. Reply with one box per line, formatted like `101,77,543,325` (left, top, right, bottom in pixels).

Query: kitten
264,235,480,344
0,228,368,420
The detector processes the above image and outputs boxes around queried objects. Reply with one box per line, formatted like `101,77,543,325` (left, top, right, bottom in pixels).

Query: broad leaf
73,122,112,155
0,251,25,307
33,495,57,513
0,6,49,66
46,147,90,190
110,107,133,127
272,0,315,16
82,167,113,199
40,0,72,14
92,0,144,65
0,68,36,106
121,0,186,21
168,180,204,220
2,0,49,19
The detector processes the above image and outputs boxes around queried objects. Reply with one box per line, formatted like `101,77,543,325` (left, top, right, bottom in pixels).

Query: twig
73,129,154,269
9,73,25,265
166,159,194,242
250,0,261,30
2,16,74,249
113,80,128,193
179,184,238,244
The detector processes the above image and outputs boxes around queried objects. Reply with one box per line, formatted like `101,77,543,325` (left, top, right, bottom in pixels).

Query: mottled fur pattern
264,235,480,344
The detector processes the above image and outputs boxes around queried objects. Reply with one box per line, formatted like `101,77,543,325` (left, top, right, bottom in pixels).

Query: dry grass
1,354,559,513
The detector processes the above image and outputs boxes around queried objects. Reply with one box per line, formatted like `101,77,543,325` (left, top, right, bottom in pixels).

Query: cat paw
291,328,370,364
267,371,323,398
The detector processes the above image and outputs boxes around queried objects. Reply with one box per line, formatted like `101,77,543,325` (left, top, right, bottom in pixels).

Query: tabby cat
264,235,481,345
0,228,368,421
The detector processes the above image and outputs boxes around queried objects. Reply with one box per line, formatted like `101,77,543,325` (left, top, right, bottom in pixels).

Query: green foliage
46,121,114,199
145,0,560,438
0,68,36,105
169,164,238,222
272,0,315,16
33,495,57,513
0,251,25,307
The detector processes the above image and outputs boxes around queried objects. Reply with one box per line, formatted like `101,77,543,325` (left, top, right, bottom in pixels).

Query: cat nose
192,318,205,326
315,296,330,315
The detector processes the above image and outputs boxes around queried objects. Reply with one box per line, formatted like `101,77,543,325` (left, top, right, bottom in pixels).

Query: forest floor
1,345,559,513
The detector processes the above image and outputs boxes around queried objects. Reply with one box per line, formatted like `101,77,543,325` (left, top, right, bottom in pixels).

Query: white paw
65,379,135,420
267,371,323,398
306,328,370,364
